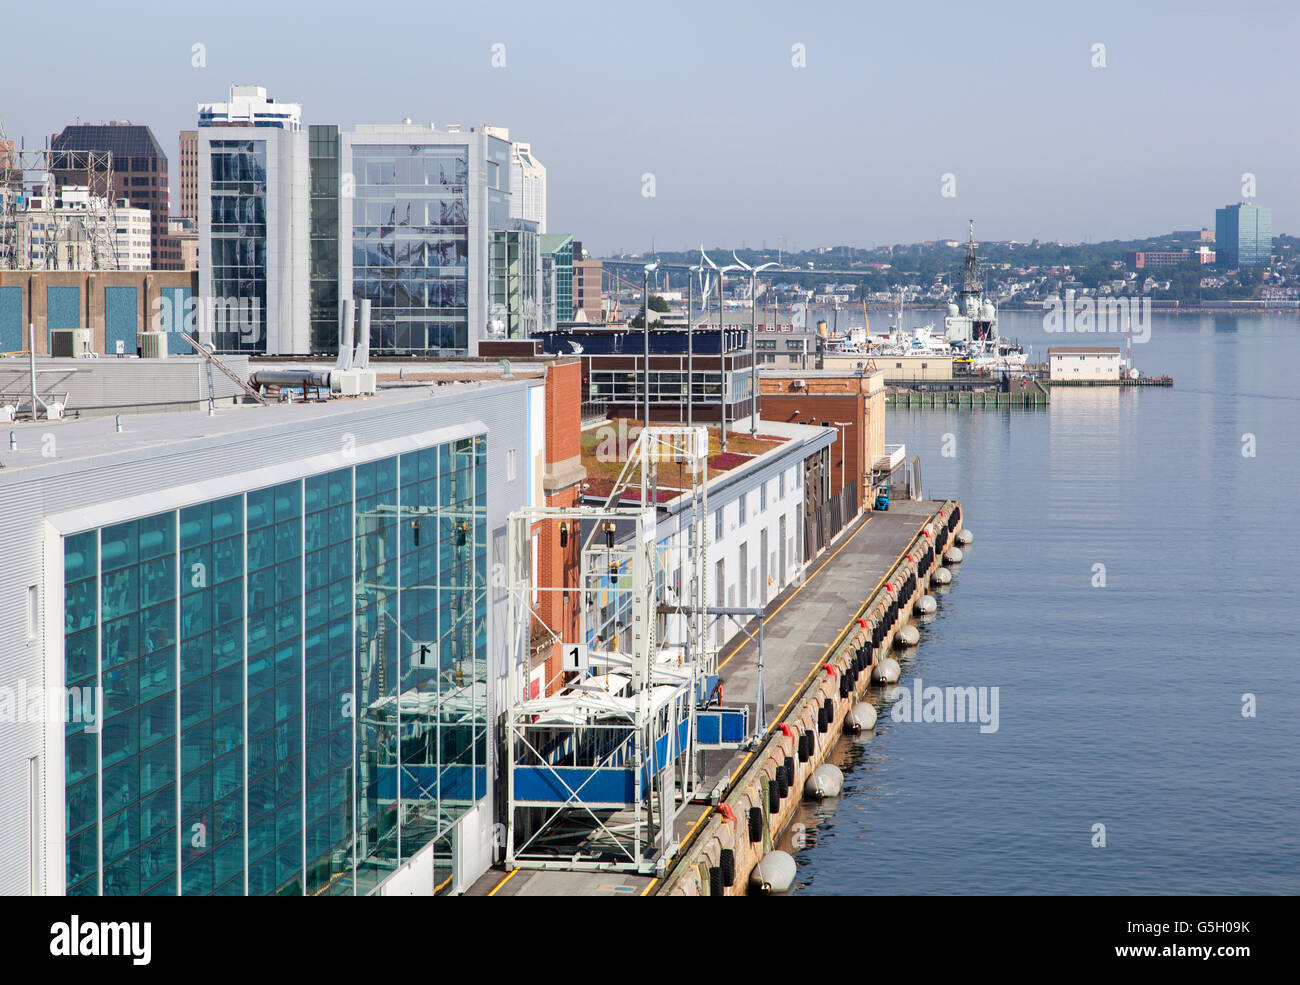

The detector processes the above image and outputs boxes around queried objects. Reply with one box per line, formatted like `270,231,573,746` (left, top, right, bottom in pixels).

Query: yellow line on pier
486,868,520,896
717,516,872,672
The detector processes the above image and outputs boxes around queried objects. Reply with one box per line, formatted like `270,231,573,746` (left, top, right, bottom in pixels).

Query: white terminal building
0,338,855,891
1048,346,1123,381
0,376,540,897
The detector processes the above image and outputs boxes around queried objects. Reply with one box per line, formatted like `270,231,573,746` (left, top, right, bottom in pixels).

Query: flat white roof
1048,347,1122,355
0,378,531,478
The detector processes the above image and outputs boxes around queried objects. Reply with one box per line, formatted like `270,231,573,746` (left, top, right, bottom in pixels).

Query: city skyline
2,0,1295,255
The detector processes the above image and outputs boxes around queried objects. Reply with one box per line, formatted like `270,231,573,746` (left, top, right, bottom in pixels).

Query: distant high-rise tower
50,122,170,267
483,126,547,233
179,130,198,220
1214,203,1272,268
510,142,546,233
197,85,309,353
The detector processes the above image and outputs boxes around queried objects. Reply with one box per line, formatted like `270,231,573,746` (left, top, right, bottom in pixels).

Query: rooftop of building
577,414,832,507
540,233,574,252
0,376,533,479
51,124,167,163
761,367,885,378
1048,346,1122,354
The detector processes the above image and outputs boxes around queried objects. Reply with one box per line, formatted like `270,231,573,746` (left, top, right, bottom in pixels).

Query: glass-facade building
540,234,574,324
206,140,267,352
197,90,310,355
61,435,488,896
308,126,341,354
1215,203,1272,268
348,143,472,353
489,219,541,339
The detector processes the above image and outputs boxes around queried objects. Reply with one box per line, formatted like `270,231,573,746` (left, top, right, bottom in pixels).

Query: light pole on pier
642,260,658,426
733,254,778,438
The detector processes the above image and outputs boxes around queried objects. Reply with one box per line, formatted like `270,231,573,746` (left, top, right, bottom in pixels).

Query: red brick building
532,359,585,696
758,369,886,506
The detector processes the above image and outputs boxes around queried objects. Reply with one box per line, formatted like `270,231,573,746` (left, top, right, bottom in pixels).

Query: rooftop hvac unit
139,332,168,359
50,329,93,358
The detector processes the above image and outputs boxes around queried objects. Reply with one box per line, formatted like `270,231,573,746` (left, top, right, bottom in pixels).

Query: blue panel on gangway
514,766,636,804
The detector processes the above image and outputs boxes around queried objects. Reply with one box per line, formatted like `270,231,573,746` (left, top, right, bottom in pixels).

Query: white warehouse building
1048,346,1123,381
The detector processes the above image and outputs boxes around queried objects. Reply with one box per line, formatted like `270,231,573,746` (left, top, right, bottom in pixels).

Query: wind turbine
734,253,778,437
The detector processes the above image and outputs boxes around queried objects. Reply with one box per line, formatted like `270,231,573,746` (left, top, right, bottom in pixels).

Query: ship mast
959,218,980,307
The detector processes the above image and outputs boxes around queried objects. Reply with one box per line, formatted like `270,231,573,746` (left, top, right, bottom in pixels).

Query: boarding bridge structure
502,426,748,873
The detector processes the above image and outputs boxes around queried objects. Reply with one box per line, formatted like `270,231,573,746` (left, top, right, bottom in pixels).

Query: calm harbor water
790,311,1300,895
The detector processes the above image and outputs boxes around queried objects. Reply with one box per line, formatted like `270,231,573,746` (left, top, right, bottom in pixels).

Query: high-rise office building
511,143,546,233
50,123,170,268
1214,202,1272,268
338,123,516,355
197,86,309,353
179,130,198,220
481,127,546,233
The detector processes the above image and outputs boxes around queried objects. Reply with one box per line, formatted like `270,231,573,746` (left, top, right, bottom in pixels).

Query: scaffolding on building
0,126,120,271
503,425,743,872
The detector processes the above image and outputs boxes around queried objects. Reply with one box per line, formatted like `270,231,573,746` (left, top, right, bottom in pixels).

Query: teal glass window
62,435,490,895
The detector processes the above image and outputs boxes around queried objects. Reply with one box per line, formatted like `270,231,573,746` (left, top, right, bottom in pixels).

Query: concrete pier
886,384,1048,407
468,497,964,897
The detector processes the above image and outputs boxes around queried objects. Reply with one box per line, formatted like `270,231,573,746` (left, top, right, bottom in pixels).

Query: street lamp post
643,260,658,426
687,263,704,431
734,254,777,437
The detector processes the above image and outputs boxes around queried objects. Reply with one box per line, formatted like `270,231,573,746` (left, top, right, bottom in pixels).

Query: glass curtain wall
350,144,470,354
489,220,539,340
62,437,488,896
208,140,267,352
309,126,341,354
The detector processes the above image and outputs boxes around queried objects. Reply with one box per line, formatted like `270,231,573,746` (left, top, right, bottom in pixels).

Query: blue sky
3,0,1294,254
